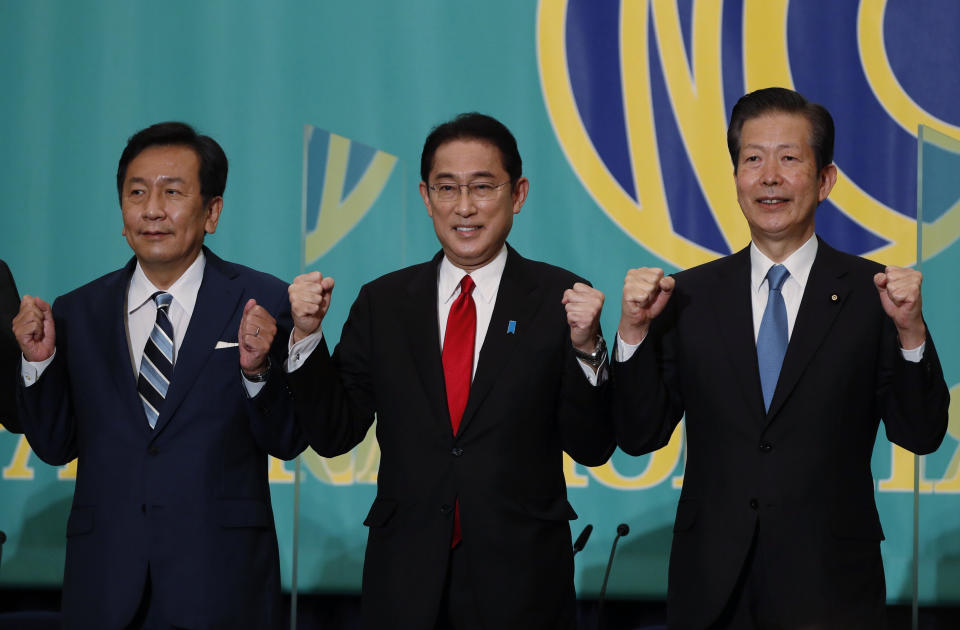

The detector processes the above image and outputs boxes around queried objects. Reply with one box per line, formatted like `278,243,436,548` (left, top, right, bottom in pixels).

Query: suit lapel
151,251,243,437
457,247,539,438
102,258,151,434
709,248,767,419
397,253,450,433
767,238,850,420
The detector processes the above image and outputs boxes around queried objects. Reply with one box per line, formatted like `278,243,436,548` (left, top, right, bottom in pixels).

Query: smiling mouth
454,226,480,233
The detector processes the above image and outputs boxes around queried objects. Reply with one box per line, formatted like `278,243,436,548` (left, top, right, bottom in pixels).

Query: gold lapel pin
831,294,838,302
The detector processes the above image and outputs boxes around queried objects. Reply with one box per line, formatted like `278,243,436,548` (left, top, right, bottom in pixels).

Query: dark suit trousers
125,571,189,630
436,543,484,630
709,525,886,630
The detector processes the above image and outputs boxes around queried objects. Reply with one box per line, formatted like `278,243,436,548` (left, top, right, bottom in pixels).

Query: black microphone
597,523,630,630
573,524,593,555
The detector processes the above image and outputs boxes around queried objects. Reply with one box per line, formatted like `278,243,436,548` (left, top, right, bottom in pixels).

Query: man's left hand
562,282,604,353
239,298,277,377
874,266,926,349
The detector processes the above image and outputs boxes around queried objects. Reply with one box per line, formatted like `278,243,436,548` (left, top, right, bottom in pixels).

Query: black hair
727,87,834,173
420,113,522,184
116,121,228,204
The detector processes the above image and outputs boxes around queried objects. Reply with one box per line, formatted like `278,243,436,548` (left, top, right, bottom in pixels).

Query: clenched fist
239,299,277,377
13,296,56,363
288,272,335,342
874,266,925,349
562,282,604,353
619,268,675,344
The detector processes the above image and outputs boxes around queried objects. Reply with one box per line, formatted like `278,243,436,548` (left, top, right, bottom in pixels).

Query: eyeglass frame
426,180,513,202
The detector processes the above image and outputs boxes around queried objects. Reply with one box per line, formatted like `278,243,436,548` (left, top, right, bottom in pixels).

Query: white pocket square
215,341,239,349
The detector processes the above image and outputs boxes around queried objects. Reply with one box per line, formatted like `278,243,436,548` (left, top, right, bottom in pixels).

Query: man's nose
454,187,476,216
760,163,782,186
144,190,165,218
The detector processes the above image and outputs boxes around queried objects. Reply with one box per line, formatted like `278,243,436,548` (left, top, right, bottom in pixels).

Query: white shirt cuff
286,329,323,372
614,332,644,363
241,374,267,398
577,357,608,386
21,352,56,387
901,341,925,363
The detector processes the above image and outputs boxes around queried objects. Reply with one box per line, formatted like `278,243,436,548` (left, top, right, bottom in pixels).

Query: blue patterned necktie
757,265,790,411
138,291,175,429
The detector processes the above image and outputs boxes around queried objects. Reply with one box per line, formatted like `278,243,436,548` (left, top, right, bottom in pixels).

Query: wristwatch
243,356,272,383
574,335,607,368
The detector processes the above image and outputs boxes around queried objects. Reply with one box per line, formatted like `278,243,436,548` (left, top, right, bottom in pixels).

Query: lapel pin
507,320,517,334
831,294,838,302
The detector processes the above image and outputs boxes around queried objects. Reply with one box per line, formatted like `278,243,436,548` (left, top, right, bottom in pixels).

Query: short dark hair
116,122,228,204
420,113,522,184
727,87,834,173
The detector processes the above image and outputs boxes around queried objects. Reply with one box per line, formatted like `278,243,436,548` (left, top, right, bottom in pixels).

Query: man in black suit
611,88,949,629
0,259,21,432
286,113,615,629
13,122,303,628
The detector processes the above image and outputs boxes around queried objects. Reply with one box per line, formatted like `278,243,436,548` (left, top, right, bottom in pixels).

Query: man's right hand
619,268,675,344
13,296,56,362
289,272,335,343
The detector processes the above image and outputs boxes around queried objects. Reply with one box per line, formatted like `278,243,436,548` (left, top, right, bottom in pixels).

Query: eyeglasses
428,181,510,202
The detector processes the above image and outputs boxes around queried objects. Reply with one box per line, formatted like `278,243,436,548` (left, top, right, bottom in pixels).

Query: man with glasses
287,112,615,629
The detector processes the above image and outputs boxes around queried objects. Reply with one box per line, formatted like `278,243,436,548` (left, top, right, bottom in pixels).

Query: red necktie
442,274,475,548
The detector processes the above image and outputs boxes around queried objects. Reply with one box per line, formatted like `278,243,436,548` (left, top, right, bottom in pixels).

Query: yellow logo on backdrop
303,127,398,265
536,0,960,269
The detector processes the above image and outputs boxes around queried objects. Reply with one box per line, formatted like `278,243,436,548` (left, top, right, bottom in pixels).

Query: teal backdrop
1,0,959,605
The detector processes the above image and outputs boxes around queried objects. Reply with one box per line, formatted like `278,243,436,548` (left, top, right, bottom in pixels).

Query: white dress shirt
436,247,507,377
22,251,266,397
616,234,923,362
288,245,602,384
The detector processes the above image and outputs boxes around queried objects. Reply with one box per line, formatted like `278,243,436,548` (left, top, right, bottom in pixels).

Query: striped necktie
138,291,175,429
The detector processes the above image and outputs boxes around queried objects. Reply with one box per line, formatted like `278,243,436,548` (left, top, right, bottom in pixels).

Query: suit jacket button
451,447,463,457
147,446,159,456
440,504,452,514
749,498,759,510
759,441,773,453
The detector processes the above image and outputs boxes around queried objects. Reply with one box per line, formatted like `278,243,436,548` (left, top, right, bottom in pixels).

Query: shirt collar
750,234,818,293
128,250,206,314
438,245,508,305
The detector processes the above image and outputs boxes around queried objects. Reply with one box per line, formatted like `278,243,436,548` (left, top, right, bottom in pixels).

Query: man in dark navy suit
13,122,303,629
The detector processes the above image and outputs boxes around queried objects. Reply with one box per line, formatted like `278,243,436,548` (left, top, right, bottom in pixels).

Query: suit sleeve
876,320,949,455
244,282,307,460
16,300,79,465
0,259,22,433
609,299,686,456
288,285,377,457
556,334,616,466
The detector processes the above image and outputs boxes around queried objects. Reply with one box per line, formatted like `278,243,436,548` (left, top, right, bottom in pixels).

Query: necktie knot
153,291,173,311
459,275,475,297
766,265,789,292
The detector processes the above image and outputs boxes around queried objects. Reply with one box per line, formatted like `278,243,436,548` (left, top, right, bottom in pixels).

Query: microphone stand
597,523,629,630
573,523,593,556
